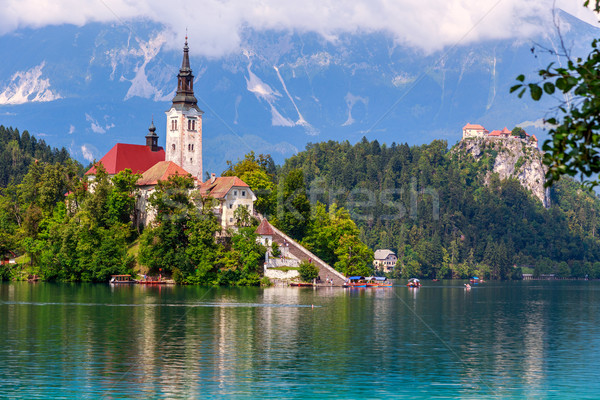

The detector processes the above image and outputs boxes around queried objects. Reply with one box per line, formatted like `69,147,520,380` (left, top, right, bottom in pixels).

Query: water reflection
1,281,600,398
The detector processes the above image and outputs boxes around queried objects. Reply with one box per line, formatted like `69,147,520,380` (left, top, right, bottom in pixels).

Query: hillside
453,136,550,207
280,137,600,279
0,125,79,187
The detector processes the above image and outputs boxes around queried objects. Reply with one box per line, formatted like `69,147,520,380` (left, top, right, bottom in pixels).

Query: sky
2,0,598,58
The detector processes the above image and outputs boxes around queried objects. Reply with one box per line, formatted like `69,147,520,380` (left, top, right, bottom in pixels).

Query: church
86,38,255,229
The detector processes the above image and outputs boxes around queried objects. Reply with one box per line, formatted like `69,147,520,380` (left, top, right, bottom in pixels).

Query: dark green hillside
280,138,600,279
0,125,77,187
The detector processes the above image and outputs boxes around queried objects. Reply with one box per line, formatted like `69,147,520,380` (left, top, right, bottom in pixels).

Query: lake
1,281,599,399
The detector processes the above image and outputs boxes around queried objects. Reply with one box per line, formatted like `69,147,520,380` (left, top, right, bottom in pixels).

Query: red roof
85,143,165,176
531,135,538,141
501,127,511,134
463,123,486,130
198,176,250,199
489,130,502,136
137,161,192,186
255,219,275,236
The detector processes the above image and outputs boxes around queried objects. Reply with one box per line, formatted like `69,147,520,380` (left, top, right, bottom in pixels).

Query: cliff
453,137,550,208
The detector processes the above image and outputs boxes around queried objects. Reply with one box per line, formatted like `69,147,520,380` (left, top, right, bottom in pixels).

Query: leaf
516,74,525,82
510,84,522,93
529,84,543,101
543,82,555,95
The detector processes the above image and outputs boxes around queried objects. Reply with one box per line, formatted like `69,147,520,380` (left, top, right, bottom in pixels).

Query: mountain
0,11,598,175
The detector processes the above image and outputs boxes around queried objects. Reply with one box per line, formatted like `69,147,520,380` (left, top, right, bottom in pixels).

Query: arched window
171,144,176,151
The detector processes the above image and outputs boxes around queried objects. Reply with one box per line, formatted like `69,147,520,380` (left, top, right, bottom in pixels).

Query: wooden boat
366,276,393,287
110,275,136,284
138,279,168,285
290,282,314,287
406,278,421,288
344,276,368,288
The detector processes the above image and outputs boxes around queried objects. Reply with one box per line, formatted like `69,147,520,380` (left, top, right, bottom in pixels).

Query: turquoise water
1,281,600,399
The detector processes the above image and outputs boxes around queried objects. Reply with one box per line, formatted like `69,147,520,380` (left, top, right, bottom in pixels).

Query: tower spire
171,36,199,110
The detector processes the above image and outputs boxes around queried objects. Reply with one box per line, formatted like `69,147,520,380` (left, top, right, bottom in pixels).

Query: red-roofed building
86,122,165,178
255,219,275,247
199,174,256,229
462,123,489,139
135,161,194,226
137,161,193,186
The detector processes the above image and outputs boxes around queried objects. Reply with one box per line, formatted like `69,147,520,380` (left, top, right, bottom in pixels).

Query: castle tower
165,37,204,180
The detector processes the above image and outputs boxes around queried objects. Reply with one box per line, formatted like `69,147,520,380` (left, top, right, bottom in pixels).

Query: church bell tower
165,37,204,180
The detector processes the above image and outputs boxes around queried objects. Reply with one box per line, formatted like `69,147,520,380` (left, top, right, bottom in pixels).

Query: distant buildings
373,249,397,273
462,123,538,146
85,38,255,229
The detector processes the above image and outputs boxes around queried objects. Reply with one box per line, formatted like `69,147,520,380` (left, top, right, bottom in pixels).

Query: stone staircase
267,223,347,286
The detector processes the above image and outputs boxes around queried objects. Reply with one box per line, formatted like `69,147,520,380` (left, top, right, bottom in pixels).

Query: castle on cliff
462,123,538,147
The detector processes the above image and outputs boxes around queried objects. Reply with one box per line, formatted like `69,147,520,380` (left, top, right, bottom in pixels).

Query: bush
271,242,281,258
299,260,319,282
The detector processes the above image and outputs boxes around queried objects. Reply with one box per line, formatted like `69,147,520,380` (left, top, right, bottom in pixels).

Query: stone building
373,249,397,273
84,38,254,230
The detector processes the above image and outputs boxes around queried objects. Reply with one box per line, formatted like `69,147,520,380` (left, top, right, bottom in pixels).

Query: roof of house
255,219,275,236
374,249,396,260
501,127,511,134
198,176,250,199
531,134,538,141
463,123,486,131
489,130,502,136
136,161,192,186
85,143,165,176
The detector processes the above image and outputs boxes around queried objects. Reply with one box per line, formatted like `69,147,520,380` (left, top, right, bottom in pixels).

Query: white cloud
0,0,596,57
518,118,555,129
81,144,95,162
68,125,75,134
0,62,61,105
85,113,114,134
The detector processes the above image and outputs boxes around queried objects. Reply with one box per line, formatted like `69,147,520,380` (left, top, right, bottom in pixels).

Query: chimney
211,173,216,183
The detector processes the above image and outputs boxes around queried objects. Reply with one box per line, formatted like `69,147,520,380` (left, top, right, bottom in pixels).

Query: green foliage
0,125,79,188
274,169,311,240
222,152,277,216
298,260,319,282
511,127,527,139
512,17,600,188
139,175,265,286
280,137,600,279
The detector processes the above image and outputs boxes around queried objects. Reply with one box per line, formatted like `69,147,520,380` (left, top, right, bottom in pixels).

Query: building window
242,191,246,197
188,144,194,151
229,204,233,209
190,158,193,163
171,120,177,131
171,144,176,151
234,190,237,196
229,218,233,223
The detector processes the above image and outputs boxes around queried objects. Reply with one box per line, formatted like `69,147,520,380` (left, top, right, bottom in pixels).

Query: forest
277,138,600,279
2,124,600,282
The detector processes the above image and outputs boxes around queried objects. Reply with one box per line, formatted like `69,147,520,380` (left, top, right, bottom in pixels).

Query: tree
275,169,311,240
511,2,600,188
511,127,527,139
299,260,319,282
222,152,277,216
